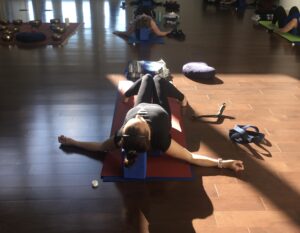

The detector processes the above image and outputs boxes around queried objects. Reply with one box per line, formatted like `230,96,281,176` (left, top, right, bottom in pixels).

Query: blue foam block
150,150,161,157
123,150,147,179
139,27,151,41
128,33,164,44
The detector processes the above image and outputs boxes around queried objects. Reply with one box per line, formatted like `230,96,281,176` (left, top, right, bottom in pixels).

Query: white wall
279,0,300,10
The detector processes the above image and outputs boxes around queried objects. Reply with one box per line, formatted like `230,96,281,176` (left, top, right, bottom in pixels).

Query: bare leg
113,31,131,37
152,75,186,115
113,23,135,37
58,135,117,152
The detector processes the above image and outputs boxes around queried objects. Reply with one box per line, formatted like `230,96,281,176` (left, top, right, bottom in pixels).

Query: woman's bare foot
58,135,76,146
113,31,129,37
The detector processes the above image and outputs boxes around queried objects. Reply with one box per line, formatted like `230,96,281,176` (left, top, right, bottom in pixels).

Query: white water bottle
65,17,70,26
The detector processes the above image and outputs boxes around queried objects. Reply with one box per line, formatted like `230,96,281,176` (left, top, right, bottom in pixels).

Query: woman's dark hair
135,15,151,29
123,150,138,168
134,6,156,19
122,124,150,167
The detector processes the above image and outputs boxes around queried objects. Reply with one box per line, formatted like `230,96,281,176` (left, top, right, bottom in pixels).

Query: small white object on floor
251,14,260,22
91,179,99,188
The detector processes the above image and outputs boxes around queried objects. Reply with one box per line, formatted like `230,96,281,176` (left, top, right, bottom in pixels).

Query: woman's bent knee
153,74,167,84
141,73,152,81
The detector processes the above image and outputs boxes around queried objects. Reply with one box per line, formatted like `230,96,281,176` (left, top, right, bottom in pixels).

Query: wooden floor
0,0,300,232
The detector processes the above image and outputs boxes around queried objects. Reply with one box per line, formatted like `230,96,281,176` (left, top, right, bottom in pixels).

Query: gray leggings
124,74,185,116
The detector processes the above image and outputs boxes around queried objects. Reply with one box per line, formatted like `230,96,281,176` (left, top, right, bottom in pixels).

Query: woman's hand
223,160,244,172
58,135,76,146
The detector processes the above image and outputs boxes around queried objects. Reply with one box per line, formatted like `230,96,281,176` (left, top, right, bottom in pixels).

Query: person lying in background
113,13,171,38
219,0,237,5
271,6,300,35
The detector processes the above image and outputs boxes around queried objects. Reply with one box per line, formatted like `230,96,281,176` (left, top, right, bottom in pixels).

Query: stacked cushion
16,32,46,43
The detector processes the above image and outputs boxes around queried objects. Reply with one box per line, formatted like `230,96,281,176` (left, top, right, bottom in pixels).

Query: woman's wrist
217,158,223,168
70,139,79,147
217,159,234,169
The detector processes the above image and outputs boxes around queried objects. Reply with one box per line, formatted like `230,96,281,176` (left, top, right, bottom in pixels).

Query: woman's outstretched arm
150,19,172,36
165,139,244,172
58,135,117,152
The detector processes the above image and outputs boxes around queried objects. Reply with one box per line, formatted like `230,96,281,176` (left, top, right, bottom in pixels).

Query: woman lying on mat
113,12,171,38
271,6,300,35
219,0,237,5
58,74,244,172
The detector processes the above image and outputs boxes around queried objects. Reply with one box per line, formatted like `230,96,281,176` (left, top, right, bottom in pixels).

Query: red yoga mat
101,81,193,181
